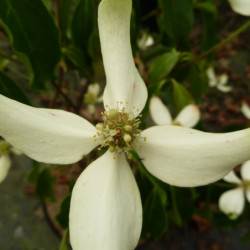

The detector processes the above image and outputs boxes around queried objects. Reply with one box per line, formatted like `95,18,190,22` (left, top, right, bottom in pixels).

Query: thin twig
176,20,250,71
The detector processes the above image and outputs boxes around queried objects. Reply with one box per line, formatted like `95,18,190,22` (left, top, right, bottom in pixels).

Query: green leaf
172,80,193,112
56,194,71,229
0,70,30,105
198,2,218,61
35,168,56,201
59,0,72,40
188,65,208,102
27,162,40,184
0,0,62,89
148,50,180,82
63,45,91,76
159,0,194,42
71,0,95,50
142,187,168,238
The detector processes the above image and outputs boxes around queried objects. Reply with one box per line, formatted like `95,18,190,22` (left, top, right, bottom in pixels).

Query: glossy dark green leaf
56,194,71,229
142,187,168,238
71,0,95,50
59,0,72,40
198,2,218,61
35,168,56,201
159,0,194,42
0,0,62,89
148,50,179,82
172,80,193,113
0,70,30,104
27,162,40,184
188,65,208,103
63,45,91,76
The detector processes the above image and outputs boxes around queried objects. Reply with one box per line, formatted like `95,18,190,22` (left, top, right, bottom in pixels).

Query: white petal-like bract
0,95,98,164
219,188,244,219
149,96,172,125
136,125,250,187
241,160,250,180
0,155,11,183
88,83,101,97
206,67,217,87
241,102,250,119
223,170,241,184
69,151,142,250
99,0,147,114
228,0,250,16
175,104,200,128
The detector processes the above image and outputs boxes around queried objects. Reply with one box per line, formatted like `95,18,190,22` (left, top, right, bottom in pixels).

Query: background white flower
149,96,200,127
228,0,250,16
0,140,21,183
241,102,250,119
206,67,232,93
83,82,103,114
137,32,154,51
219,161,250,219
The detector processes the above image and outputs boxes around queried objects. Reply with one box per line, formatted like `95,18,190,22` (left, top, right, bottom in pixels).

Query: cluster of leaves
0,0,250,247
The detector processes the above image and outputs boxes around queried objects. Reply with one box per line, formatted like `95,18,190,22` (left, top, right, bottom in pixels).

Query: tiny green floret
95,106,143,154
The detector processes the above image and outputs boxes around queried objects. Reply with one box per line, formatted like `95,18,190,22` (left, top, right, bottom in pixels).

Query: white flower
83,83,103,114
241,102,250,120
149,96,200,127
137,33,154,51
228,0,250,16
0,139,20,183
206,67,232,93
0,0,250,249
219,161,250,219
0,140,11,183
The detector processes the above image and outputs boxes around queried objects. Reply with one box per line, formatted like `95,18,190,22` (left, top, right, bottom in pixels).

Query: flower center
241,180,250,189
94,106,142,155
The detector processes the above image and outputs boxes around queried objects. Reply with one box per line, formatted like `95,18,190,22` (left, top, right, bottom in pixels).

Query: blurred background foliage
0,0,250,249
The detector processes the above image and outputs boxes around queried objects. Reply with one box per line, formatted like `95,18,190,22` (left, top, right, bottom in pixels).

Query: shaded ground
0,155,60,250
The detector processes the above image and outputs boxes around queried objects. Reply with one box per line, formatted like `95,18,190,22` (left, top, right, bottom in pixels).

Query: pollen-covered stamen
171,120,181,126
95,106,142,153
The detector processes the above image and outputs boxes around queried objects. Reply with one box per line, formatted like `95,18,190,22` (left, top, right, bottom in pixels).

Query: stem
49,66,64,108
177,20,250,70
169,185,182,226
50,80,78,111
141,9,158,23
59,229,69,250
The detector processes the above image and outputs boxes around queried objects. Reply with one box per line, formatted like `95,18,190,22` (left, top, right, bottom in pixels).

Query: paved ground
0,155,60,250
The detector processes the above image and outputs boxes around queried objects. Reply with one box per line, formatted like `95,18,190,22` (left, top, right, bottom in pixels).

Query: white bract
241,102,250,120
0,139,20,183
149,96,200,127
137,33,154,51
219,161,250,219
228,0,250,16
0,0,250,249
206,67,232,93
83,83,103,114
